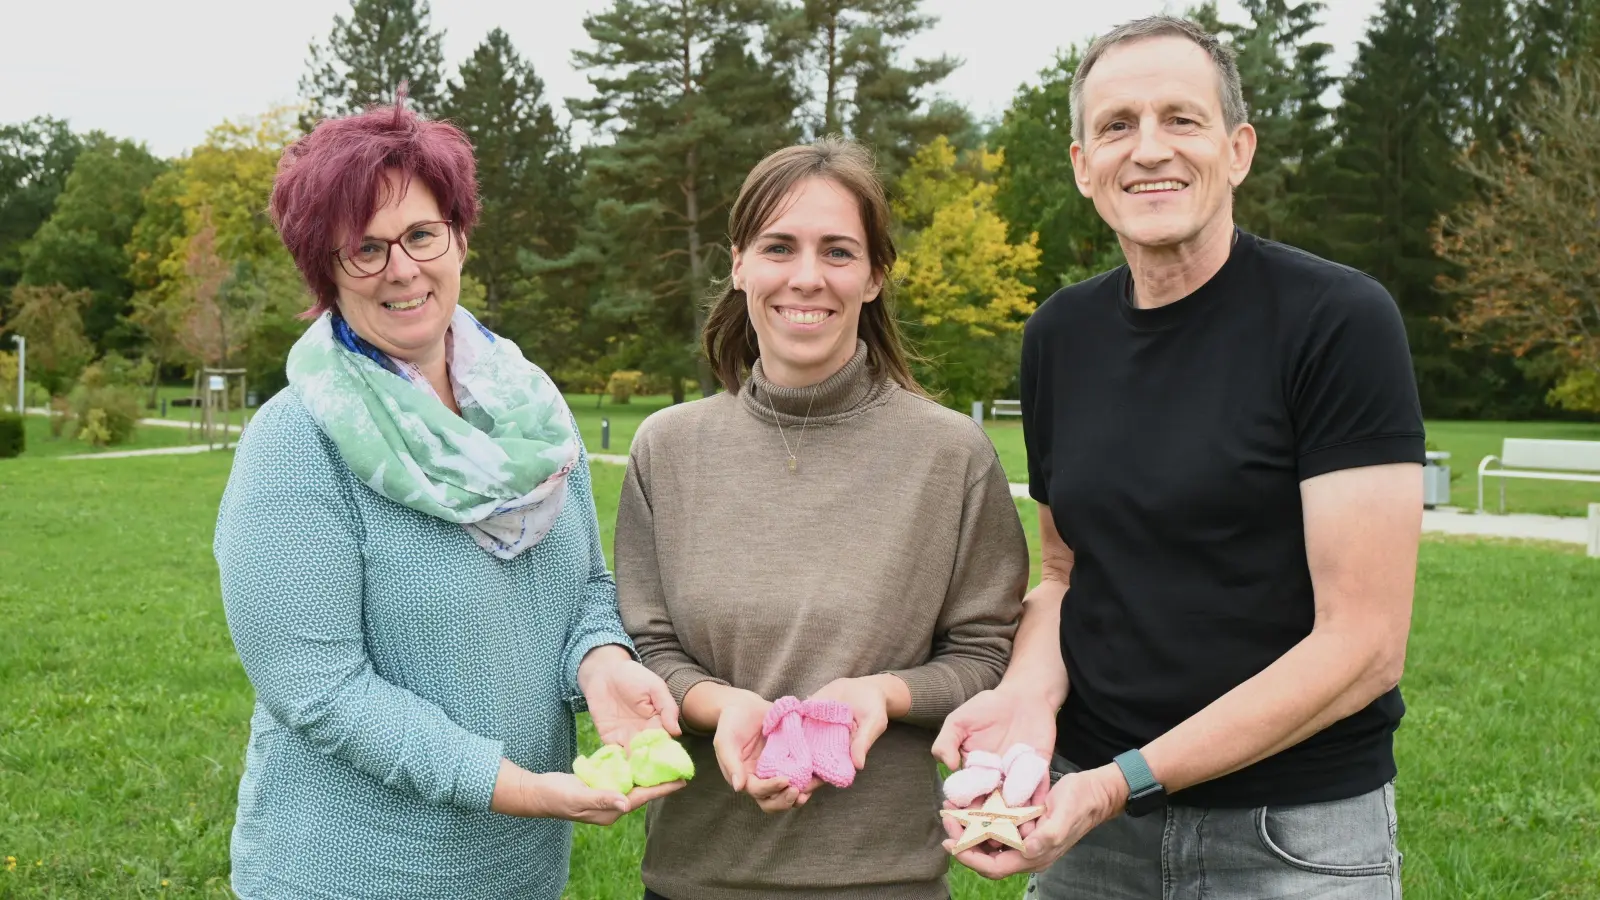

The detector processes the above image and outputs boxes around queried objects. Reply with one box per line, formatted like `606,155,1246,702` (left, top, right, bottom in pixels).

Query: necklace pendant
787,457,798,474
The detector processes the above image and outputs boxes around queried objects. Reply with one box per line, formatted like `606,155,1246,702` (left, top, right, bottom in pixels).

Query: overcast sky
6,0,1382,159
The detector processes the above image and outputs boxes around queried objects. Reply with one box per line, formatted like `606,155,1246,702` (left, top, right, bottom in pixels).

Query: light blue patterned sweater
213,389,632,900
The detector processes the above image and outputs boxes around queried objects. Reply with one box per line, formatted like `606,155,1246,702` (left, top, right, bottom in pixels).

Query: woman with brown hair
615,137,1029,900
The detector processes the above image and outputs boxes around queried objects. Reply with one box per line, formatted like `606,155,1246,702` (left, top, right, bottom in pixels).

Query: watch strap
1112,749,1158,796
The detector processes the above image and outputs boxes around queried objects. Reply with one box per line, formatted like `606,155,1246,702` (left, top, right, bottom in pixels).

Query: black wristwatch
1112,749,1167,817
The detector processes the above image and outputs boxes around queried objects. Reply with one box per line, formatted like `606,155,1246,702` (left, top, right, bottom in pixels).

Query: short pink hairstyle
270,88,480,316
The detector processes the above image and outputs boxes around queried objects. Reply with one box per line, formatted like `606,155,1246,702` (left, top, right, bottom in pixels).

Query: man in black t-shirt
933,15,1423,899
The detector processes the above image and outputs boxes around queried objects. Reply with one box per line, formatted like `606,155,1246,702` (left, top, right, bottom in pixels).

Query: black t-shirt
1020,230,1425,808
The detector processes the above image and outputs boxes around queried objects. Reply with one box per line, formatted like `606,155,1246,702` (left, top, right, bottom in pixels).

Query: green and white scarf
286,307,579,560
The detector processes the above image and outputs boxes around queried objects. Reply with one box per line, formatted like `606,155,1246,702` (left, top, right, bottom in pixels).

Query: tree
990,48,1121,300
779,0,963,176
894,137,1040,408
1435,61,1600,413
5,284,94,397
1213,1,1337,244
1309,0,1560,418
440,28,580,345
178,219,232,369
1310,0,1504,416
125,165,191,406
128,110,304,398
0,117,81,295
573,0,801,401
1442,0,1521,150
299,0,447,130
1516,0,1600,96
18,134,164,352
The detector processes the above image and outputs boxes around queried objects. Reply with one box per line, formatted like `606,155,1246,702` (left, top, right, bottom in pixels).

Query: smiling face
730,176,884,388
331,170,463,365
1070,35,1255,253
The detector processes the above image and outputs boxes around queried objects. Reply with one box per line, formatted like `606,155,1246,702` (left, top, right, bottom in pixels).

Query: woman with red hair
212,93,682,899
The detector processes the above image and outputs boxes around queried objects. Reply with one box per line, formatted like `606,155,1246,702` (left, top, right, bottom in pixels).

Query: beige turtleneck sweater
615,343,1029,900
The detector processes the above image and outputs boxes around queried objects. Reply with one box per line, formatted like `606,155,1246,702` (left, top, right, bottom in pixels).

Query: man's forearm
999,580,1070,707
1143,625,1401,794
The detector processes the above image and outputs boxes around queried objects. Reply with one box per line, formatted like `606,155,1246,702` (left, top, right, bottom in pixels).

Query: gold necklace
761,382,818,474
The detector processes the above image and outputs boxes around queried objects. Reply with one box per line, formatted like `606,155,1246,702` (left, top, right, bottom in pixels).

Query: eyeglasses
332,220,454,278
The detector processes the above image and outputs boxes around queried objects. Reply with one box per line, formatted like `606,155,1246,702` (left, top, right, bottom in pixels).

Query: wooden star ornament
939,790,1045,853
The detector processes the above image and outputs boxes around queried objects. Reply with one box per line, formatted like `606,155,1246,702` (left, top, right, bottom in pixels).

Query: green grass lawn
1425,420,1600,517
562,392,676,458
564,396,1600,516
130,384,1600,515
14,412,214,460
4,455,1595,897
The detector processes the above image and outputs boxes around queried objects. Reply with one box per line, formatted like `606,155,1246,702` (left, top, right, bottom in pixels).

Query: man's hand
578,645,680,749
943,764,1126,878
932,683,1056,771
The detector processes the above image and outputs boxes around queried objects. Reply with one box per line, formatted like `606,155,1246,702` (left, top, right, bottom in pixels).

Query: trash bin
1423,450,1451,509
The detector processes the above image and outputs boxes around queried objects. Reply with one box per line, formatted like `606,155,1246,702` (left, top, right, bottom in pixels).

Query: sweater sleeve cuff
883,666,960,728
452,733,507,813
664,669,729,737
665,668,728,709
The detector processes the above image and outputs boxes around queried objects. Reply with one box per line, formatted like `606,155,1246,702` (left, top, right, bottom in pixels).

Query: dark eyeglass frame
331,220,455,278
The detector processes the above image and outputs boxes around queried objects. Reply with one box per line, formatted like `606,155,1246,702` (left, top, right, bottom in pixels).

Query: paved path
24,408,242,434
59,444,227,460
1417,505,1591,545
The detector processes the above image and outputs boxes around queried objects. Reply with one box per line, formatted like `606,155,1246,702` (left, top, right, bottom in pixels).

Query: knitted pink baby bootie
800,699,856,789
755,696,812,791
942,749,1004,806
1001,744,1049,806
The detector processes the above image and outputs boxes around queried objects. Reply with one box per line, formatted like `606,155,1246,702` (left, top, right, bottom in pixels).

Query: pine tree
771,0,963,178
572,0,800,400
1218,1,1336,244
299,0,447,130
1443,0,1521,150
1515,0,1600,96
1313,0,1543,417
440,28,579,352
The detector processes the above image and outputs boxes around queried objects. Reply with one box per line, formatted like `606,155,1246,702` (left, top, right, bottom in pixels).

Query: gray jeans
1026,756,1401,900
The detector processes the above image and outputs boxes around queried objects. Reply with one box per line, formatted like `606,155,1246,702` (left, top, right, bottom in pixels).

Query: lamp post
9,335,21,413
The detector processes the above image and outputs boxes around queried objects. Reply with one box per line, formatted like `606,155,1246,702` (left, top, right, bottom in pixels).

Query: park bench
991,399,1022,419
1477,438,1600,513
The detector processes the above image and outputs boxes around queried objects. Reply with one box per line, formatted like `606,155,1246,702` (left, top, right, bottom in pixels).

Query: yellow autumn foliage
892,137,1040,407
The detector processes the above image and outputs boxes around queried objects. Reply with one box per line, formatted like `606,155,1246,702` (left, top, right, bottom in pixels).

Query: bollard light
601,417,610,451
10,335,23,413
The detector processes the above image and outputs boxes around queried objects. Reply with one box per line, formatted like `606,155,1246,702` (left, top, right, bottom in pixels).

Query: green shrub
0,412,22,458
606,370,644,404
67,361,144,446
77,408,112,447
